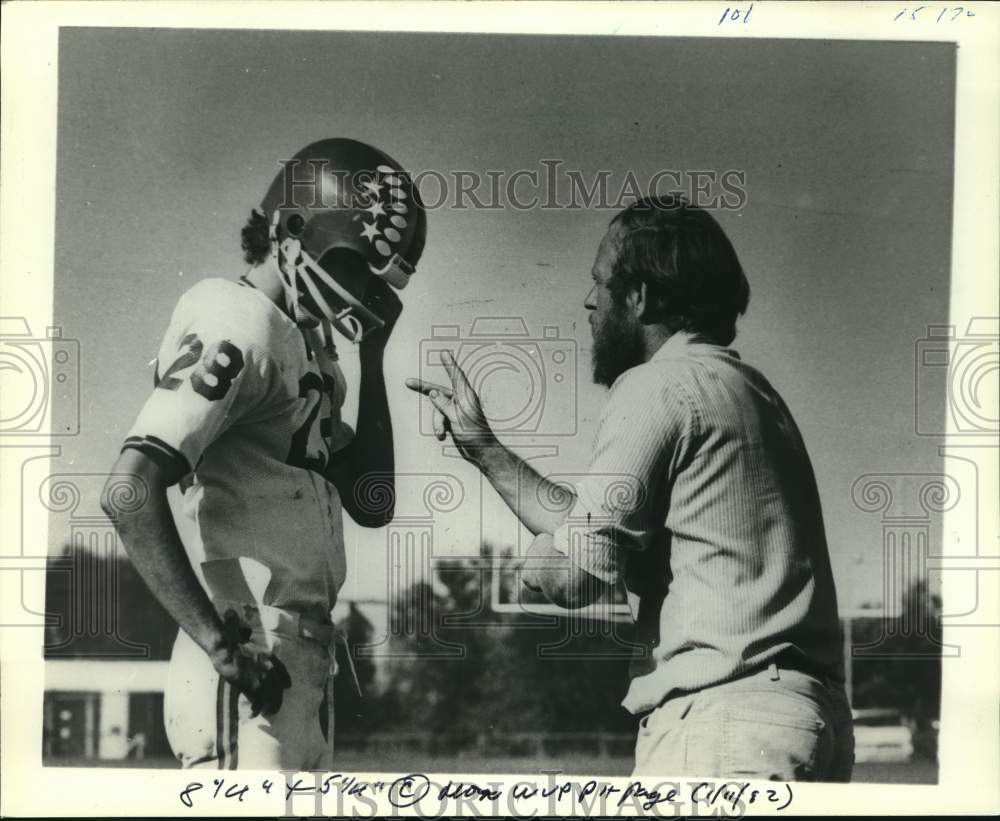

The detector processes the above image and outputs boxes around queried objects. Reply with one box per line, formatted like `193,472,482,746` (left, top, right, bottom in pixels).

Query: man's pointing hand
406,350,497,461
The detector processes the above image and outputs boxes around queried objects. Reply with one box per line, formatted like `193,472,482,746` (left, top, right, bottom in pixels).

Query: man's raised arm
406,350,575,536
326,275,401,528
406,350,613,608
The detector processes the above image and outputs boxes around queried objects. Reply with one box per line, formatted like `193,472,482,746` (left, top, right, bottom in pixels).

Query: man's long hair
241,209,271,266
609,195,750,345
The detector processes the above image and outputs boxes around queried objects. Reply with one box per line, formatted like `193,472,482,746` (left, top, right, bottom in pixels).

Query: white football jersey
123,277,354,619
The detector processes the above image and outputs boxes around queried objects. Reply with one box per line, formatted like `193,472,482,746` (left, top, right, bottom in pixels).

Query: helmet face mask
260,138,427,341
270,212,384,340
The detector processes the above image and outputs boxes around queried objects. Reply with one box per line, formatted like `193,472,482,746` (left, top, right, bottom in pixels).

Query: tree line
44,542,943,759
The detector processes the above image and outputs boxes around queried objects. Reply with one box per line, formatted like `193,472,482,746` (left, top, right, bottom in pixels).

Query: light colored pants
633,665,855,782
164,608,336,771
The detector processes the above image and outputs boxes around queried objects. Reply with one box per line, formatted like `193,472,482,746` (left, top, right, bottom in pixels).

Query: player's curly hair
609,194,750,346
241,209,271,266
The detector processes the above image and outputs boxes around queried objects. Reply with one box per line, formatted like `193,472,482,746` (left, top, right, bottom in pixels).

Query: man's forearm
521,532,610,608
475,443,576,536
353,344,394,477
331,343,395,526
108,487,225,657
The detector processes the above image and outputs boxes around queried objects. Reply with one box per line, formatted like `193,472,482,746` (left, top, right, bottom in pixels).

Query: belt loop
768,662,780,681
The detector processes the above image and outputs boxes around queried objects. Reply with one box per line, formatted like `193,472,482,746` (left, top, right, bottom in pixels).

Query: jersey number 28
155,333,245,401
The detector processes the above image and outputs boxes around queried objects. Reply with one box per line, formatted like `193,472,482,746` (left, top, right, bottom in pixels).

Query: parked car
912,718,940,763
852,708,914,762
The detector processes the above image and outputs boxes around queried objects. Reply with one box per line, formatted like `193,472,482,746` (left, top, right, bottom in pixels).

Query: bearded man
407,194,854,782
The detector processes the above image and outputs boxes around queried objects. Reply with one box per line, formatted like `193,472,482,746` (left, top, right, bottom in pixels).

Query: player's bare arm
325,275,401,528
102,450,289,716
406,350,609,607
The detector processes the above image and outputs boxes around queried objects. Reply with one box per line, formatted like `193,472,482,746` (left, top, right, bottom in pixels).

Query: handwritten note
719,3,978,27
894,6,976,21
177,771,796,816
719,4,753,25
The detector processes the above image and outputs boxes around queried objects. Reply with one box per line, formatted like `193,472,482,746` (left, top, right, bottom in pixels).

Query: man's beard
591,306,645,387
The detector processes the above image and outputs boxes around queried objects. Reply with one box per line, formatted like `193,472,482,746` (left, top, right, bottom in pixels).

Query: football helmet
259,138,427,341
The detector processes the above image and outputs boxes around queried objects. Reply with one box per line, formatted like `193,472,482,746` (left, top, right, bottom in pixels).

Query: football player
102,138,426,770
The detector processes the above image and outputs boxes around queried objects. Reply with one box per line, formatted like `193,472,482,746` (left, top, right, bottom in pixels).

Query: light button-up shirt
550,332,844,715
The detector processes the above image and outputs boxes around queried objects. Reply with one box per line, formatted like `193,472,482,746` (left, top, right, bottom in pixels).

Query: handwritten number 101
719,4,752,25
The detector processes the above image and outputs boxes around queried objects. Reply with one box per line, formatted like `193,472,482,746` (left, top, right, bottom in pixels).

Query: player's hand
405,350,497,463
360,275,403,347
507,553,546,602
210,611,292,717
248,654,292,717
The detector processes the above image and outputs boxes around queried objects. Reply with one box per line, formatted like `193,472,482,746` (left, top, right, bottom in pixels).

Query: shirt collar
649,331,740,361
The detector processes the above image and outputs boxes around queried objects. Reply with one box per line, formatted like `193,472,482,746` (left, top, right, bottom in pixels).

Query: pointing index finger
440,349,472,391
405,377,454,398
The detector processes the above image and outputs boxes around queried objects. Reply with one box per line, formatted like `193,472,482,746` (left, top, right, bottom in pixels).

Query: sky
48,28,957,611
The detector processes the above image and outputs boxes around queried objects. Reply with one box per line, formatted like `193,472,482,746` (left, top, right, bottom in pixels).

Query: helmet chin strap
270,211,306,322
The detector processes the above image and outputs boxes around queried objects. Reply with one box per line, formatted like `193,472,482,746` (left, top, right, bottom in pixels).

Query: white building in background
44,607,923,766
43,659,168,762
41,600,391,764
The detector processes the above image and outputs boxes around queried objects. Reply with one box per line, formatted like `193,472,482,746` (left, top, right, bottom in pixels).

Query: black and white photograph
1,2,997,817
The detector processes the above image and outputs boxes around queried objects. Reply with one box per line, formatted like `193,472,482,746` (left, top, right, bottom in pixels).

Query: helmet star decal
360,221,381,242
356,167,412,260
259,138,427,341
